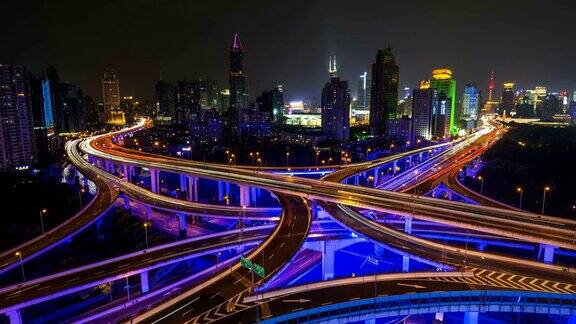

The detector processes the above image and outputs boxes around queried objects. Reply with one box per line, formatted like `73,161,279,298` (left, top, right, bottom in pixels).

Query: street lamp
224,195,230,206
477,176,484,194
143,222,150,249
78,187,85,209
542,186,551,215
39,208,47,234
15,252,25,282
286,150,290,167
367,175,374,187
516,187,523,210
249,152,255,166
315,151,320,166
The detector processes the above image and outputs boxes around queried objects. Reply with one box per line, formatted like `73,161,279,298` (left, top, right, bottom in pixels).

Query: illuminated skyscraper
101,68,122,124
369,48,399,137
357,72,370,109
432,92,452,138
412,88,436,141
155,80,176,124
174,80,200,127
500,82,515,115
429,68,457,134
321,56,350,143
461,83,480,121
229,33,248,110
0,64,36,170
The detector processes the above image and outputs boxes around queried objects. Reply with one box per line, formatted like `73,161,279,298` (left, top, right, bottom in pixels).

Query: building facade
101,68,122,123
321,56,350,143
369,48,399,137
429,68,456,134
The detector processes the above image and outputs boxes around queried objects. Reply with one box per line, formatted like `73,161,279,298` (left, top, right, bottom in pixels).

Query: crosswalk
427,268,576,294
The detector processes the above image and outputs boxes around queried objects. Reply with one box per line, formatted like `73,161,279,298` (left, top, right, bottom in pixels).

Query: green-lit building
430,68,457,134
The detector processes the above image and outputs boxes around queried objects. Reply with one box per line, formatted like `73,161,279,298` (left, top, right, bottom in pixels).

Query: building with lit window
461,83,480,128
369,48,399,137
430,68,456,134
321,56,350,143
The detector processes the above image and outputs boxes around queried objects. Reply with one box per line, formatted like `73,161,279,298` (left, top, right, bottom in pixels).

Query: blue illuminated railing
262,290,576,323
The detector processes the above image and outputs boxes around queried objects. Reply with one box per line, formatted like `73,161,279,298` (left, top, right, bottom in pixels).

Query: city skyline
2,1,576,102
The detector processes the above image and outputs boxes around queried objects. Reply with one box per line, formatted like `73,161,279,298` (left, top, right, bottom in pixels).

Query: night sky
2,0,575,102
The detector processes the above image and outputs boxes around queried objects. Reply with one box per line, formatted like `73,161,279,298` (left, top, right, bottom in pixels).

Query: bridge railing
262,290,576,323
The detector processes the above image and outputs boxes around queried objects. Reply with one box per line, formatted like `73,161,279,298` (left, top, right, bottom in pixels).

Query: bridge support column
250,187,258,205
353,175,359,186
322,241,335,280
418,153,423,163
373,168,379,187
464,311,479,324
145,206,152,220
217,181,225,201
149,169,160,194
186,176,199,202
434,312,444,323
121,164,129,180
539,244,556,264
179,174,187,194
239,185,251,207
404,217,412,234
123,195,131,210
402,255,410,272
141,271,149,293
178,213,187,238
392,161,397,175
6,309,22,324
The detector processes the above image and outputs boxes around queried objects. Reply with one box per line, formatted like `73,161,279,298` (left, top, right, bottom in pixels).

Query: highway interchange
1,118,576,323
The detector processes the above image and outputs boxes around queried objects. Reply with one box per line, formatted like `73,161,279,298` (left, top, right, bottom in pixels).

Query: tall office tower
357,72,370,109
369,48,399,137
488,70,495,101
541,94,559,120
258,84,284,131
403,87,411,99
54,83,85,133
121,96,140,125
430,68,457,134
198,79,219,110
432,92,452,138
101,68,122,123
0,64,36,170
229,33,248,110
83,95,100,128
29,74,55,166
411,88,436,141
461,83,480,122
155,80,176,123
500,82,515,115
174,80,200,127
321,56,351,143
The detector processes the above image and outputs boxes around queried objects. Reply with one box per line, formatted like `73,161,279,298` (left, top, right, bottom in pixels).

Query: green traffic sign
240,256,265,278
240,256,252,269
252,263,265,278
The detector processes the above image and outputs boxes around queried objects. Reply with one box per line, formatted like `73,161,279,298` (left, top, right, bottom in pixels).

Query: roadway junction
1,118,575,323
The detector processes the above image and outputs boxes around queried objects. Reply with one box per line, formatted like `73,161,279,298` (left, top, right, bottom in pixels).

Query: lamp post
516,187,523,210
477,176,484,194
367,175,374,187
286,150,290,167
143,222,150,249
39,208,47,234
15,252,25,282
78,187,85,209
542,186,551,215
249,152,255,166
224,195,230,206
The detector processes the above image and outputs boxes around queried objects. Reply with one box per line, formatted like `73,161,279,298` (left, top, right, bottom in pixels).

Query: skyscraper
369,48,399,137
432,92,452,138
258,85,284,124
174,80,200,127
411,87,436,141
0,64,36,170
198,79,219,110
429,68,457,134
101,68,122,124
229,33,248,110
54,83,85,133
500,82,515,115
461,83,480,122
321,56,350,143
357,72,370,109
155,80,176,124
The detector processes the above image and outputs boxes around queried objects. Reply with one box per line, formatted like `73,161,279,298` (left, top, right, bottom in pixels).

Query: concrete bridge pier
373,167,379,186
6,309,22,324
123,195,131,210
250,187,258,205
464,311,479,324
145,206,152,220
538,243,557,264
217,181,225,201
149,169,160,194
239,185,251,207
178,213,187,238
392,161,397,175
141,271,149,293
186,176,199,202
